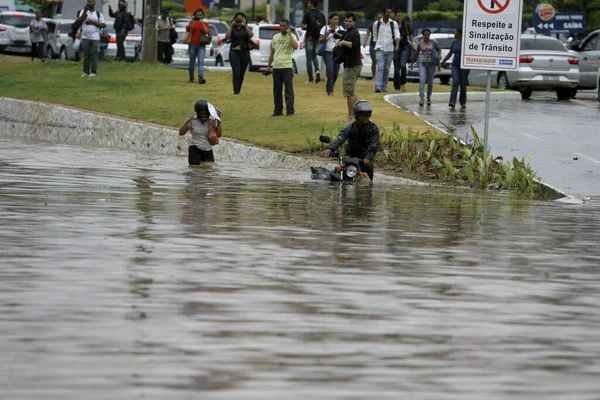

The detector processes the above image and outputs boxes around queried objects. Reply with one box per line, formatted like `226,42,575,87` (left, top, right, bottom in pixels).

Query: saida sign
462,0,523,70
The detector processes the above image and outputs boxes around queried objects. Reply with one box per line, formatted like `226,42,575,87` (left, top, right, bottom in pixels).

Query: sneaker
461,104,467,109
419,96,424,106
315,71,321,83
382,89,388,93
375,89,382,93
199,78,206,84
81,73,88,78
286,112,294,117
188,78,194,83
449,103,455,108
271,113,283,117
305,80,314,84
401,85,407,91
89,73,96,77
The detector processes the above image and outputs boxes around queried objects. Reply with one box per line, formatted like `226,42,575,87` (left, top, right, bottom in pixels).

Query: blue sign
533,12,586,34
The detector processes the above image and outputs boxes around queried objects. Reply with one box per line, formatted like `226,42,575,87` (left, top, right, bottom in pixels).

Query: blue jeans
418,62,437,98
450,65,470,106
393,46,411,88
375,50,394,91
323,51,340,94
305,38,320,81
188,45,206,80
273,68,295,115
229,50,249,94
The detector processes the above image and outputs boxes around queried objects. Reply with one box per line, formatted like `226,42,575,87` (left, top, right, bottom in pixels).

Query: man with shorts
336,12,362,123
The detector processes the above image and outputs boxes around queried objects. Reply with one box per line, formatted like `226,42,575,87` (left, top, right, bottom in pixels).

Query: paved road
401,90,600,199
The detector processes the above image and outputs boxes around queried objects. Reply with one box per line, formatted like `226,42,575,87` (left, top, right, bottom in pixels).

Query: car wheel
571,87,578,99
497,73,509,89
556,88,572,101
216,56,223,67
59,47,67,61
440,76,450,85
520,89,532,100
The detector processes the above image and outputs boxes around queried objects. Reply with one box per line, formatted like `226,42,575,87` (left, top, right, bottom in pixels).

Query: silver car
569,29,600,90
469,35,580,100
170,27,216,69
53,18,77,60
0,11,34,55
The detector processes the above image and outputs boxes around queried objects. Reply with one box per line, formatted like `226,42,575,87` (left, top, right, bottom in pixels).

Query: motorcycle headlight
345,164,358,178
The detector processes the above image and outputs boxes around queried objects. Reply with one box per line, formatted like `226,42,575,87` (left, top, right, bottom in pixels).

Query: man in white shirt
77,0,106,77
371,8,400,93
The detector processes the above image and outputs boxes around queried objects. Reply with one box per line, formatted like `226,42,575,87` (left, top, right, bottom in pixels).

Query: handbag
317,41,327,56
199,32,212,45
208,123,219,146
248,38,258,51
182,30,191,44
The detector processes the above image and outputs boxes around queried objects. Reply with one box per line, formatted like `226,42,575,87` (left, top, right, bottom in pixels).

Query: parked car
358,28,373,78
0,11,34,54
53,18,76,60
468,35,580,100
105,20,142,61
170,27,216,68
407,33,455,84
568,29,600,90
598,66,600,102
247,23,306,74
40,17,62,59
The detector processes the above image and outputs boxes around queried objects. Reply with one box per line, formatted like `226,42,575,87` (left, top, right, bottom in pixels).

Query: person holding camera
266,19,298,117
77,0,106,77
179,98,223,165
186,8,209,84
108,0,134,61
319,12,344,96
225,12,254,95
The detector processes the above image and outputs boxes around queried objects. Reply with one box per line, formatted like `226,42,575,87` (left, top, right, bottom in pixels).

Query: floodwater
1,137,599,400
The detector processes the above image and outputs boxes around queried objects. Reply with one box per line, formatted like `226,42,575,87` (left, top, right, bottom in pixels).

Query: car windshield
0,14,34,28
520,38,567,51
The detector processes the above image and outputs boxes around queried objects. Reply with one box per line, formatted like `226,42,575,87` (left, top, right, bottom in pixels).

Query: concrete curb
0,97,423,186
385,90,522,106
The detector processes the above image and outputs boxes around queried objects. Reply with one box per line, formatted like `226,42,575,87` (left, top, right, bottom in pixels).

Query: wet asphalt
402,89,600,199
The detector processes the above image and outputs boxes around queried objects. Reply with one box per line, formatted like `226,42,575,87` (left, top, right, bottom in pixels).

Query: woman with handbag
179,98,223,165
410,28,441,106
225,12,254,95
319,12,344,96
185,8,210,84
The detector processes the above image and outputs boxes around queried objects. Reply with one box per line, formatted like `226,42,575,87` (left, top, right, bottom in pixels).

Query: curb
385,90,522,105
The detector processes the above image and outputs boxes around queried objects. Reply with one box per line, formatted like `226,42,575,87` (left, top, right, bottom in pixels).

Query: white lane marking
523,133,542,141
574,152,600,164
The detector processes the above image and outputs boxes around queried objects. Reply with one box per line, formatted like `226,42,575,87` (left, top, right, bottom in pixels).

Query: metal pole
407,0,413,19
270,0,275,23
483,69,491,177
141,0,158,63
285,0,290,21
323,0,328,18
251,0,255,21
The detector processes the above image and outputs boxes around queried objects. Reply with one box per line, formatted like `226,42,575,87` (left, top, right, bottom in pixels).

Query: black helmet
352,100,372,118
194,98,210,121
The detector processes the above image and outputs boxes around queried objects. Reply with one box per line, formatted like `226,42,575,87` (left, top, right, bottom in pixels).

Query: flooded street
1,136,600,399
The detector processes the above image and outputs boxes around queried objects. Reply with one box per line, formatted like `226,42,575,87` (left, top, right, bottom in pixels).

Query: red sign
477,0,510,14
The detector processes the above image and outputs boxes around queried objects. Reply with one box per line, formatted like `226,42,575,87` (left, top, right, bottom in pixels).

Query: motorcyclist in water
320,100,380,181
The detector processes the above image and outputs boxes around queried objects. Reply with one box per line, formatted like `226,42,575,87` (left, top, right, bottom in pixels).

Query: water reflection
1,137,600,399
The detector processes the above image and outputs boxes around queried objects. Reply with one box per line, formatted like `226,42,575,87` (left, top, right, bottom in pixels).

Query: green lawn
1,54,458,154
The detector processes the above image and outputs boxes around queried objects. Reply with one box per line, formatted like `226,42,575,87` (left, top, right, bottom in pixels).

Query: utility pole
141,0,159,63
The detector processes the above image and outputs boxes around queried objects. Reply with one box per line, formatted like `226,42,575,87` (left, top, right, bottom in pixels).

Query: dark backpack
308,10,325,39
376,19,396,42
69,9,100,40
114,11,134,32
168,18,177,45
333,32,347,64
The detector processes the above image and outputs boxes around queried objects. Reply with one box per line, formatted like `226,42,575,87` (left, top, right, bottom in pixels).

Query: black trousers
31,42,44,60
188,146,214,165
272,68,294,115
157,41,173,64
116,32,127,60
229,50,249,95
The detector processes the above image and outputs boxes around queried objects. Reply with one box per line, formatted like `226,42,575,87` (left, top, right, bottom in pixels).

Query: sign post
462,0,522,176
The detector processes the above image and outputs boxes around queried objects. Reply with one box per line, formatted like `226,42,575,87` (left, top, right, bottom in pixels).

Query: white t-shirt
80,9,105,41
372,19,400,52
29,19,47,43
319,25,343,52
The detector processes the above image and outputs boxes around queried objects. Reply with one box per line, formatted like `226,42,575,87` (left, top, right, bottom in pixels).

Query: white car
247,23,306,74
170,27,216,69
407,33,455,84
0,11,34,55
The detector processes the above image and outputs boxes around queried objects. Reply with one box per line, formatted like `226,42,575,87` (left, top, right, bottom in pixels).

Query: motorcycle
310,135,367,182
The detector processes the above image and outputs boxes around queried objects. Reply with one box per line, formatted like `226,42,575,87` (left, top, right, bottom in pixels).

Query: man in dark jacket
301,0,325,84
321,100,380,181
108,0,135,61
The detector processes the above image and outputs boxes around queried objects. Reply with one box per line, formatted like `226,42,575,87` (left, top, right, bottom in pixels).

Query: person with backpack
108,0,135,61
410,28,442,106
301,0,326,84
363,12,383,80
77,0,106,77
393,11,414,91
157,9,175,64
371,7,400,93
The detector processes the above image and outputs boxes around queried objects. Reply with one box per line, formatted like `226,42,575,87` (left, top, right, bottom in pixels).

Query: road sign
462,0,523,70
533,12,586,34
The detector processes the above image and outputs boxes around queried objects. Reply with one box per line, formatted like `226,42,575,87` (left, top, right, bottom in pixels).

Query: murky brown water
1,137,599,399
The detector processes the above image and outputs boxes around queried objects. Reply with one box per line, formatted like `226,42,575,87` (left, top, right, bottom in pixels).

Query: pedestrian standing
29,12,47,62
108,0,135,61
363,12,383,80
301,0,326,84
78,0,106,77
186,8,209,84
393,11,414,91
157,9,174,64
319,12,343,96
410,29,441,106
225,12,253,95
267,19,298,117
440,28,469,108
372,8,400,93
336,12,362,123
